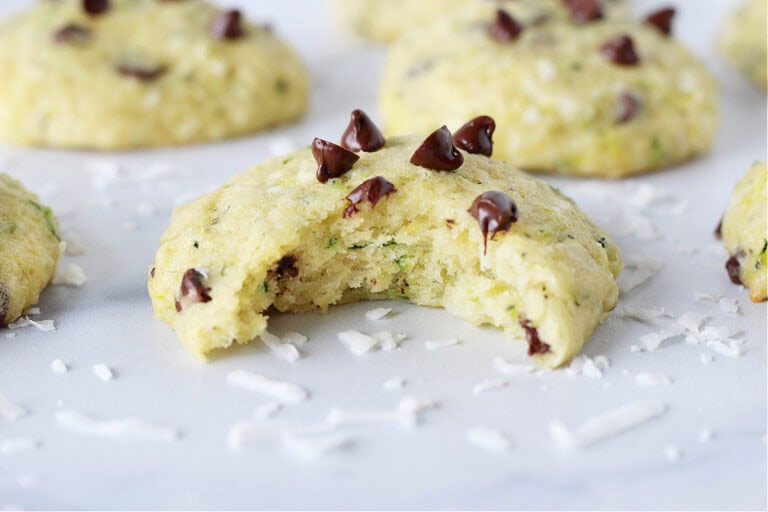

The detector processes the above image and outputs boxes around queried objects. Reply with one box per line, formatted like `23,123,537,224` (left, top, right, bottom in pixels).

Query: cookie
148,112,621,368
719,162,767,302
379,5,718,177
718,0,767,90
333,0,628,43
0,174,62,325
0,0,309,149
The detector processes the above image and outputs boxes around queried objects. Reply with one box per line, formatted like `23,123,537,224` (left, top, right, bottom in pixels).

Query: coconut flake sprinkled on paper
373,331,407,351
718,297,740,314
282,332,308,347
635,373,672,386
55,410,179,442
708,340,742,358
382,377,406,390
466,427,512,453
50,359,68,374
565,355,610,378
472,378,508,395
698,428,714,443
338,330,378,355
92,364,114,382
282,431,352,460
424,338,460,350
325,396,436,430
493,357,535,375
0,438,38,455
0,394,28,420
260,330,300,363
24,307,40,316
621,306,674,323
226,370,308,404
365,307,392,321
52,263,87,287
617,256,663,294
665,445,683,462
639,324,685,351
28,318,56,332
549,400,667,448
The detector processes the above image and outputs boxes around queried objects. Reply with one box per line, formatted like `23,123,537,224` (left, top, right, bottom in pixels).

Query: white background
0,0,766,509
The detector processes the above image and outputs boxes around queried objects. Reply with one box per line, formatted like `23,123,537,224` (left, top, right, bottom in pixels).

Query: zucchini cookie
718,162,767,302
718,0,767,90
148,112,621,368
379,5,718,177
333,0,629,44
0,174,62,325
0,0,309,149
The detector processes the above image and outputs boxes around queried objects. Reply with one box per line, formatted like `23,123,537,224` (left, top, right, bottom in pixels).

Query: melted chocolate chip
176,268,212,312
467,191,518,254
645,7,675,36
341,109,385,153
725,255,743,285
563,0,603,23
312,138,360,183
714,218,723,239
116,62,167,82
54,24,91,44
601,35,640,66
489,9,523,42
520,318,551,355
453,115,496,157
410,126,464,171
343,176,397,218
212,9,245,40
82,0,109,16
616,91,642,124
273,256,299,279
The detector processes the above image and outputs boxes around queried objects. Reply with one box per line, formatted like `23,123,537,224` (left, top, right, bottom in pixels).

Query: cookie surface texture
721,162,767,302
148,132,621,368
718,0,767,90
379,5,718,177
0,174,61,325
0,0,309,149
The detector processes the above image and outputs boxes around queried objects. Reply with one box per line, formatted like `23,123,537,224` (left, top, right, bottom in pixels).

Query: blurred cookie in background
718,0,767,90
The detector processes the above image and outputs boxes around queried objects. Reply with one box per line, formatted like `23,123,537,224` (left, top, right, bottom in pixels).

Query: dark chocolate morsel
312,138,360,183
601,35,640,66
343,176,396,218
410,126,464,171
54,24,91,44
520,317,551,355
725,255,743,285
212,9,245,40
150,267,156,278
116,63,167,82
177,268,212,312
341,109,385,153
616,92,642,124
82,0,109,16
644,7,675,36
453,115,496,157
489,9,523,43
714,218,723,239
467,191,518,254
562,0,603,23
274,256,299,279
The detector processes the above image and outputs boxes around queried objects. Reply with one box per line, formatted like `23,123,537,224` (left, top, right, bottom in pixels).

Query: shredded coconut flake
621,306,673,323
365,307,392,321
424,338,460,350
282,431,352,460
639,324,685,351
52,263,87,287
50,359,68,374
566,355,610,378
24,307,40,316
665,445,683,462
338,330,378,355
92,364,114,382
695,292,720,303
549,400,667,448
698,428,714,443
373,331,407,351
28,318,56,332
618,257,663,294
382,377,406,390
708,340,741,358
325,396,436,430
0,394,28,420
466,427,511,453
635,372,672,387
55,410,179,442
226,370,308,404
719,297,740,314
493,357,535,375
260,330,301,363
282,332,308,346
472,378,508,394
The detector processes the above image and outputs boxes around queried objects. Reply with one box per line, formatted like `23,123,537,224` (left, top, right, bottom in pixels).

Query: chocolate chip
54,24,91,44
212,9,245,40
341,109,385,153
453,115,496,157
410,126,464,171
0,283,9,325
645,7,675,36
714,218,723,239
489,9,523,42
176,268,212,312
601,35,640,66
150,267,156,278
82,0,109,16
273,256,299,279
616,91,642,124
312,138,360,183
562,0,603,23
343,176,396,218
725,255,743,285
116,62,167,82
520,318,551,355
467,191,518,254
